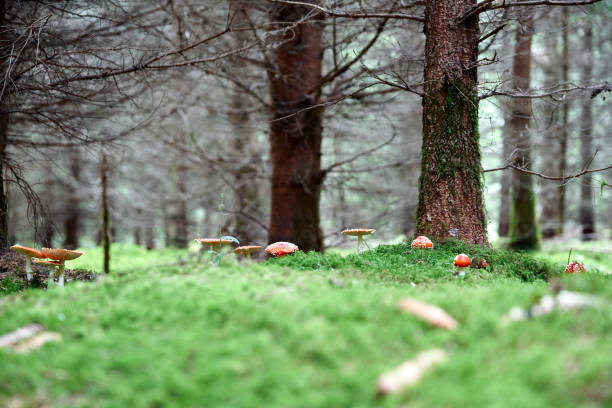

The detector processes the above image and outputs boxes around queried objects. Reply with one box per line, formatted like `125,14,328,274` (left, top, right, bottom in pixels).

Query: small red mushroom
411,236,433,249
453,254,471,278
564,262,586,274
453,254,471,268
265,242,298,257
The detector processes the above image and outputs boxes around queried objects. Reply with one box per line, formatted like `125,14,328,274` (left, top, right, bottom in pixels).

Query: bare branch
266,0,425,23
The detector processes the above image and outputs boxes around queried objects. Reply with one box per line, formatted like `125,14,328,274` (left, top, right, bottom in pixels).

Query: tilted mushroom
265,242,298,258
233,245,263,260
33,259,62,288
41,248,83,287
410,236,433,249
565,262,586,274
195,238,236,264
342,228,375,253
10,245,45,282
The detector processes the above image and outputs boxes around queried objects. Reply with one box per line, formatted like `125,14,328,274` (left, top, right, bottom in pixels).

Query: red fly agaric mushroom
41,248,83,287
233,245,262,260
10,245,45,281
342,228,375,253
33,259,61,288
411,236,433,249
453,253,470,278
265,242,298,257
565,262,586,274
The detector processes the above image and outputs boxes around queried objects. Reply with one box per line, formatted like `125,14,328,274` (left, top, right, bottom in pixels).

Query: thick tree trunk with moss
509,18,539,250
268,2,325,252
415,0,488,245
580,22,595,241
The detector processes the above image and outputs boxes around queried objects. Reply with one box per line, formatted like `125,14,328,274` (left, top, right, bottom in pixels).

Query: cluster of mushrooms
409,235,586,276
409,235,478,277
10,245,83,287
195,238,299,262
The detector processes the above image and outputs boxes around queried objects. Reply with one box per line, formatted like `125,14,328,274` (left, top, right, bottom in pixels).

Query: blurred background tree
1,0,610,255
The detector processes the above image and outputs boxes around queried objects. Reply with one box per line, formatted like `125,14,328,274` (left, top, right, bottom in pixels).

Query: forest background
1,0,611,259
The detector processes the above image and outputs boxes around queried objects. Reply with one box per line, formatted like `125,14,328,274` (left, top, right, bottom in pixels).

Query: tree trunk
0,110,8,252
541,9,569,239
498,30,514,239
0,1,9,252
558,8,570,235
415,0,487,245
498,111,512,238
63,148,81,249
268,2,325,252
101,153,110,274
166,162,188,248
509,17,539,250
580,22,595,241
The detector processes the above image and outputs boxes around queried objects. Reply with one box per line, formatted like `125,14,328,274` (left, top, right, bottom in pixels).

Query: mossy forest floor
0,241,610,407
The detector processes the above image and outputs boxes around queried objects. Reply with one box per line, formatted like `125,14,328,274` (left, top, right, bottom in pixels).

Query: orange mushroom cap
33,259,61,267
411,236,433,249
453,254,470,268
10,245,45,259
41,248,83,262
195,238,235,246
565,262,586,274
233,245,263,255
265,242,298,257
342,228,376,237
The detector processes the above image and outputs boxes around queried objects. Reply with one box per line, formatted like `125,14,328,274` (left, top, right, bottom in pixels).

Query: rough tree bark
268,1,325,251
579,21,595,241
415,0,488,245
509,16,539,250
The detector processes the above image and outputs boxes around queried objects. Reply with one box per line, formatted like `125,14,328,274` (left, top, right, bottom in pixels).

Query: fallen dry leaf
0,323,44,348
377,348,447,395
14,332,62,354
398,298,458,330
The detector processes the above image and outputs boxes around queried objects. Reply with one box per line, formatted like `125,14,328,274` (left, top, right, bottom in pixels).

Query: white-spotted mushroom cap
265,242,299,257
41,248,83,262
411,236,433,249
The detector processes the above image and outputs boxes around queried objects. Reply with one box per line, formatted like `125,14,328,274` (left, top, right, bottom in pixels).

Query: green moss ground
0,242,610,407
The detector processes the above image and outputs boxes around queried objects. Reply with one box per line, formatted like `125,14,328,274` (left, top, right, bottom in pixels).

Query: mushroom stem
47,266,56,289
357,236,364,254
57,263,65,287
25,256,33,281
